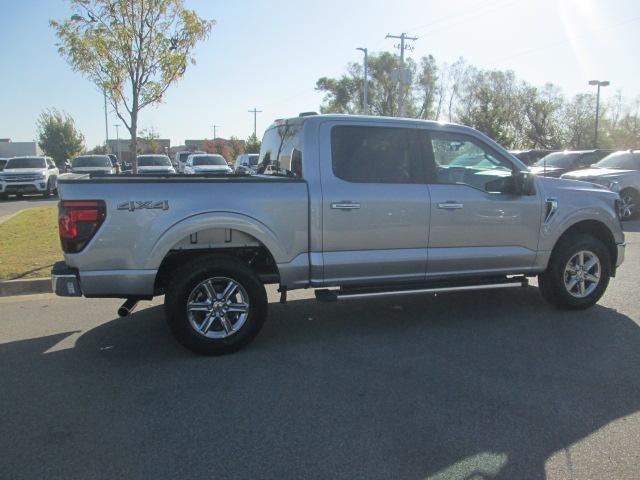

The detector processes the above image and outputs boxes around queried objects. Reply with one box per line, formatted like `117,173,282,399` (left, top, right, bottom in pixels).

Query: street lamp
588,80,610,148
356,47,368,115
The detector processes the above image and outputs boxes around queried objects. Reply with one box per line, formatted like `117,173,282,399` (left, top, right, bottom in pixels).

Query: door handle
331,202,361,210
437,202,464,210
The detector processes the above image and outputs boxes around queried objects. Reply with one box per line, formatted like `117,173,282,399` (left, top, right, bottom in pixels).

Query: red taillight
58,200,106,253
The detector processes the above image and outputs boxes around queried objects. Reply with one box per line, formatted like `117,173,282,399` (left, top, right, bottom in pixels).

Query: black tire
619,189,639,221
43,180,52,198
538,233,611,310
164,255,268,355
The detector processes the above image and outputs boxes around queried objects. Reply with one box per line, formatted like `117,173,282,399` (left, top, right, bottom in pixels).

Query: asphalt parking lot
1,222,639,479
0,194,58,219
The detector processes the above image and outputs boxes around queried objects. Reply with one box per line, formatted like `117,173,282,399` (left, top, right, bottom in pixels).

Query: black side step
315,276,528,302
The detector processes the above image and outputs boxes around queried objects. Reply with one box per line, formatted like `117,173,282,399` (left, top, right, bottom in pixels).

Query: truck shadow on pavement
1,286,639,479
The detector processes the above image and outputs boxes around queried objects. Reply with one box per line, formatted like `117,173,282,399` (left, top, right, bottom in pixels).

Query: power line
386,33,418,117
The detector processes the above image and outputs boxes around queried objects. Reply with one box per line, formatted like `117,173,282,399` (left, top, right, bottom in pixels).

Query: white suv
0,156,59,199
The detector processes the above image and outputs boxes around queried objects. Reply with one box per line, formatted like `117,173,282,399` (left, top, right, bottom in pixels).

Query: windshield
193,155,227,166
73,156,111,168
138,156,172,167
593,151,640,170
179,151,204,163
534,152,581,168
5,157,46,169
248,155,259,166
0,159,7,170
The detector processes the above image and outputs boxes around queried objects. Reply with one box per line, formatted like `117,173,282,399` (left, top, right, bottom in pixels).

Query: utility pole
385,33,417,117
210,125,220,140
103,89,109,151
356,48,369,115
248,108,262,137
113,124,121,161
588,80,610,148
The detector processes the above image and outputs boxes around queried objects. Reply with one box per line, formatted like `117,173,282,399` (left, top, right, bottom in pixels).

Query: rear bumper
51,262,156,298
617,242,626,268
51,262,82,297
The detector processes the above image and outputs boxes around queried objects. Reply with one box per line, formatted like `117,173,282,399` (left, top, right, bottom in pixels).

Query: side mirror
485,171,535,195
512,171,535,195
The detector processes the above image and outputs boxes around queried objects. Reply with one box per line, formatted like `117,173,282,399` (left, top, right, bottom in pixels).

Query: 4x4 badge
117,200,169,212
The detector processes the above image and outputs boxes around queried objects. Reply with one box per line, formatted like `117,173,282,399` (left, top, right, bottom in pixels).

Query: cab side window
430,132,514,192
331,126,425,184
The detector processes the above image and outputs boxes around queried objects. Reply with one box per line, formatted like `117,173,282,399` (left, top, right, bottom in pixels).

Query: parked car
0,156,58,199
562,150,640,220
51,114,625,355
0,158,8,171
234,153,260,173
175,150,205,173
70,155,116,175
184,154,233,175
107,154,121,174
529,150,612,177
136,154,176,175
509,149,558,166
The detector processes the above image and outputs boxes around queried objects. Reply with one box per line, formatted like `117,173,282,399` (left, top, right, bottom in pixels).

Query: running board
315,277,528,302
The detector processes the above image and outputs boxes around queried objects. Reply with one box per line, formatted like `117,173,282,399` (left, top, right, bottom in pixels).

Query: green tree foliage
317,53,640,150
36,109,85,166
51,0,213,172
139,127,162,153
245,134,261,154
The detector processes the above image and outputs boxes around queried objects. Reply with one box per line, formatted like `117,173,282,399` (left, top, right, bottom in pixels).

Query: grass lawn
0,206,62,280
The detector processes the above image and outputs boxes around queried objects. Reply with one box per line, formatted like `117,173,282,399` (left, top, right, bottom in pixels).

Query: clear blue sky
1,0,638,148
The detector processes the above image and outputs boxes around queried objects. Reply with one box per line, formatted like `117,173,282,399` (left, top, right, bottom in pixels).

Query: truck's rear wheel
538,233,610,310
164,255,268,355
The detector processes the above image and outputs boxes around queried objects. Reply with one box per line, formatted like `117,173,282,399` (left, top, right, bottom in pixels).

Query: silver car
562,150,640,220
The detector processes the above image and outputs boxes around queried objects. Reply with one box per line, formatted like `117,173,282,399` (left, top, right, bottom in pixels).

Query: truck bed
57,174,309,296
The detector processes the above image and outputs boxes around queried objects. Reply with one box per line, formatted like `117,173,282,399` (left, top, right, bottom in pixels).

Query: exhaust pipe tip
118,298,139,317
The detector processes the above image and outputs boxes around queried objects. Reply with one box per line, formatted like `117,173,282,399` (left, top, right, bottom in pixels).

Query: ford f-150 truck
51,114,626,355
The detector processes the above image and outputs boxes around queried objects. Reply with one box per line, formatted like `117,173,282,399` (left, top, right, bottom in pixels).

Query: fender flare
146,211,287,269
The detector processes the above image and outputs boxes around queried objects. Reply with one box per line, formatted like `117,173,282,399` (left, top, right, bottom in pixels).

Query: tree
139,126,162,153
245,133,261,154
203,139,232,162
36,109,85,166
563,94,597,149
51,0,213,172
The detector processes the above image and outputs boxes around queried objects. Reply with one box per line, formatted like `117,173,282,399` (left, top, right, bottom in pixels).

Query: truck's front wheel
538,233,611,310
165,255,268,355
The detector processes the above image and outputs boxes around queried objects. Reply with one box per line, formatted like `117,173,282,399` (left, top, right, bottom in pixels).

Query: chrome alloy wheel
186,277,250,338
563,250,601,298
620,193,637,220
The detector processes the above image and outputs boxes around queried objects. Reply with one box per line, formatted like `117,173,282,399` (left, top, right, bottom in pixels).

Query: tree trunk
130,112,138,174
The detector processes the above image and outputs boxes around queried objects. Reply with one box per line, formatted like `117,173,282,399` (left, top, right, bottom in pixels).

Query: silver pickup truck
52,114,626,355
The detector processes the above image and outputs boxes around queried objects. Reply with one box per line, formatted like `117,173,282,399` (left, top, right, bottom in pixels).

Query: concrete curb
0,211,21,226
0,278,52,297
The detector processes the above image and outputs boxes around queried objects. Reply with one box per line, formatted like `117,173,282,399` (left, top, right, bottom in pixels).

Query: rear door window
330,125,426,184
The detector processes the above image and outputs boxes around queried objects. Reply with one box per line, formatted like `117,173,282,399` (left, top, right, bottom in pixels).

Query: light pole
588,79,610,148
356,47,368,115
113,124,121,162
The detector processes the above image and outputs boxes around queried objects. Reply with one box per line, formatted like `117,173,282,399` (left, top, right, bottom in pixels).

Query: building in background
107,138,171,163
0,139,42,157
